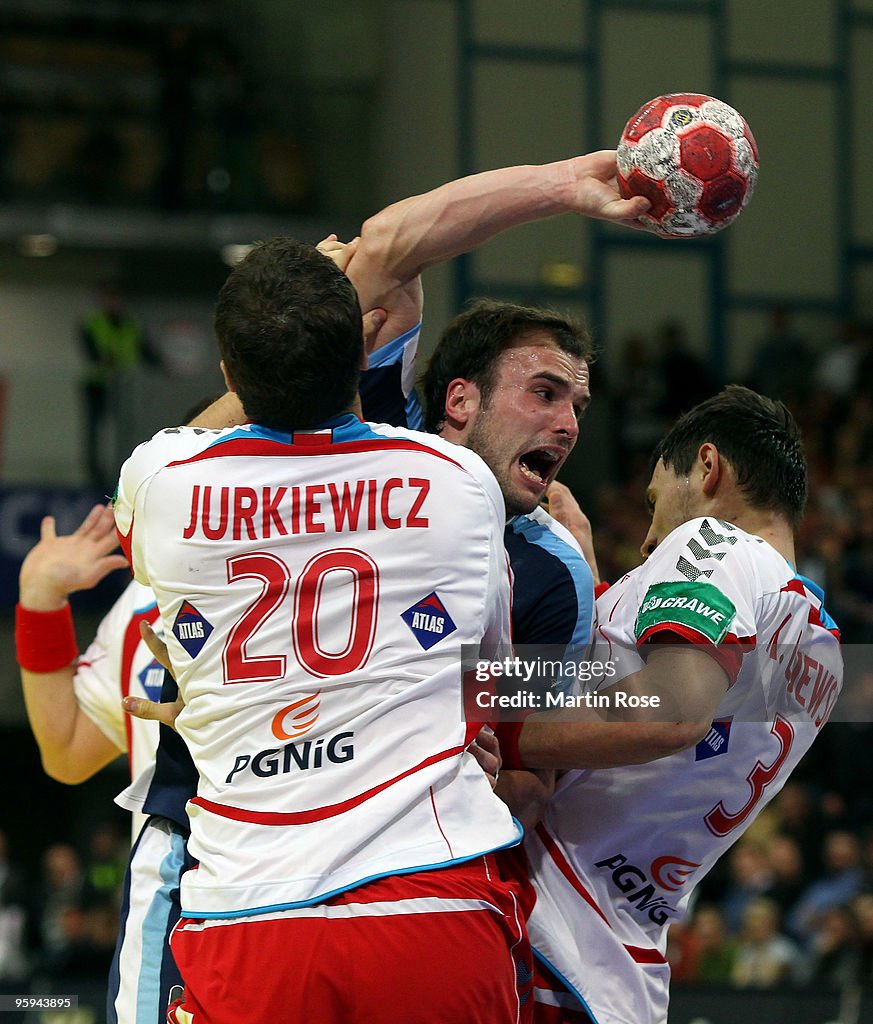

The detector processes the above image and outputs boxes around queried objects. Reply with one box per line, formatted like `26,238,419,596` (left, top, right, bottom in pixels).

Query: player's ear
443,378,481,431
699,442,721,497
220,360,238,394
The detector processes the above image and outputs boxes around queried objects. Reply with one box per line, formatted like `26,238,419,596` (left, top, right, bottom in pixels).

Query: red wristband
15,603,78,673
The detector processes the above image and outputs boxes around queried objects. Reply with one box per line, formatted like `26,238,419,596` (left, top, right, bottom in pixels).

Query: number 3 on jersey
703,716,795,837
223,548,379,683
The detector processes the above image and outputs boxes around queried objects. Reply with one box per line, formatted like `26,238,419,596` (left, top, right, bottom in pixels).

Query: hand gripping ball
617,93,759,237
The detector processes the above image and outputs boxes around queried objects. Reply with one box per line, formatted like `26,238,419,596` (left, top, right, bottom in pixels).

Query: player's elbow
40,752,96,786
358,207,420,281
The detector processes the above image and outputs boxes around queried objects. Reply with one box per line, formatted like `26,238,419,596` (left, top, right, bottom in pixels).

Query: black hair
214,237,363,431
650,385,808,525
420,298,592,433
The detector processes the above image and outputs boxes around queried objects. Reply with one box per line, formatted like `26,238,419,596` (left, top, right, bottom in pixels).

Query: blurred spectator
670,904,737,985
731,897,805,987
31,844,90,957
0,830,29,982
814,316,868,404
771,781,829,878
832,486,873,643
654,320,715,422
801,679,873,830
854,892,873,984
789,831,866,942
746,304,810,407
83,823,126,903
762,835,808,923
34,901,115,981
79,279,160,491
719,842,773,934
610,333,665,477
802,904,863,988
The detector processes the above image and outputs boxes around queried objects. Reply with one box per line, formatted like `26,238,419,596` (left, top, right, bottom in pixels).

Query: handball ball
617,93,758,237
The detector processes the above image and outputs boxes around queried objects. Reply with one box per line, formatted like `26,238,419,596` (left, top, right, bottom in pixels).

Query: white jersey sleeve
597,517,759,689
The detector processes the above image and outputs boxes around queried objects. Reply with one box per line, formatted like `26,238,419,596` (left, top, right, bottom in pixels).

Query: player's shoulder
646,516,788,585
121,424,243,483
366,422,499,483
510,506,585,561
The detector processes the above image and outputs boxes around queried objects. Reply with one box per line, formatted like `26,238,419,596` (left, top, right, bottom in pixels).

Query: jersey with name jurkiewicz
525,516,843,1024
113,414,519,918
117,331,426,832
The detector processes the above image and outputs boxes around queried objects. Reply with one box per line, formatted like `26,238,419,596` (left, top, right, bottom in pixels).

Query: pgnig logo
595,852,700,925
225,691,353,785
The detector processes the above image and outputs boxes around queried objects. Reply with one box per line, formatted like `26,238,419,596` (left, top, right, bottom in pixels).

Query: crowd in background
595,307,873,653
0,822,127,1002
3,305,872,1005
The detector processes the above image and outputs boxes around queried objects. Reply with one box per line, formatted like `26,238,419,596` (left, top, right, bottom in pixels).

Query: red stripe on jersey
624,944,668,964
780,580,841,640
191,743,467,825
637,624,755,684
429,786,454,858
536,819,663,962
116,520,133,566
534,823,611,927
293,431,332,445
534,822,667,965
167,437,465,471
120,603,161,775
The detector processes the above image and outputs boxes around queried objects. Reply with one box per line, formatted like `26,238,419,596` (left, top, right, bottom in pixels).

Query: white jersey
114,414,520,918
74,580,164,838
526,517,842,1024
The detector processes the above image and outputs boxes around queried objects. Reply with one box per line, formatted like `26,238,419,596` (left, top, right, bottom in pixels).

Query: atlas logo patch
172,601,213,658
696,717,732,761
401,592,456,650
137,659,164,701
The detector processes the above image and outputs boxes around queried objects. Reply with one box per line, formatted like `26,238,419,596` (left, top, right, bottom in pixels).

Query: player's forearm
352,159,577,308
519,718,708,769
21,667,121,783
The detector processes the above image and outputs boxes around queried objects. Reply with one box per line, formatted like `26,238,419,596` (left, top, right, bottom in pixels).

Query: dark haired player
509,387,843,1024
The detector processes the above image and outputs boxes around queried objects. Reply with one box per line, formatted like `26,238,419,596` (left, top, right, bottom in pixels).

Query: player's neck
734,508,796,566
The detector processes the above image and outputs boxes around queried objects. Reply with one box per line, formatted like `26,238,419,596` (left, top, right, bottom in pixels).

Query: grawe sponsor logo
635,581,735,644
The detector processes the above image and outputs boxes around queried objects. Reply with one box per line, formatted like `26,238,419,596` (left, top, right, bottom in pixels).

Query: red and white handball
617,93,758,238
